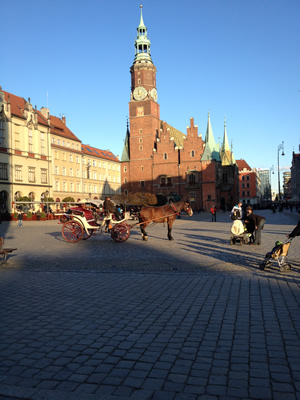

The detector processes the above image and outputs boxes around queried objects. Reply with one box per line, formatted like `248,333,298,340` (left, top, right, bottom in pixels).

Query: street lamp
269,165,274,200
277,142,285,200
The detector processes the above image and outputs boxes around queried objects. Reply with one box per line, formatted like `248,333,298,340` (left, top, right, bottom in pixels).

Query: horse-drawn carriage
57,204,131,243
57,201,193,243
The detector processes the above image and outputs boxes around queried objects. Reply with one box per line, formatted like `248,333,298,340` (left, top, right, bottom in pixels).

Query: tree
62,197,75,203
128,192,157,207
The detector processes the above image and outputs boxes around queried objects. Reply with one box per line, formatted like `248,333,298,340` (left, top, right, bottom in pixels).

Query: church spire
121,119,130,162
220,116,235,165
134,5,152,64
201,112,220,161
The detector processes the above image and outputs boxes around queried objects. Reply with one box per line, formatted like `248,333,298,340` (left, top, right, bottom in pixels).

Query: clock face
133,86,147,101
150,88,158,102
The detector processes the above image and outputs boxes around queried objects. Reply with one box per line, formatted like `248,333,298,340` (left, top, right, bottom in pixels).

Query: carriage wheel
82,229,93,240
62,220,83,243
111,223,131,243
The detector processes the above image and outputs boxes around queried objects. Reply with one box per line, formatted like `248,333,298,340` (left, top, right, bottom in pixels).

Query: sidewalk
0,210,299,399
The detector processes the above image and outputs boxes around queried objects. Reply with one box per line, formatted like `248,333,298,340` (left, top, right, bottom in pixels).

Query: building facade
121,6,239,211
0,87,121,214
236,159,259,206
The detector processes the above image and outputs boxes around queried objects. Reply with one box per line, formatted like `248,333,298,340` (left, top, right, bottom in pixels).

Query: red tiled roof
50,115,81,142
82,144,119,162
236,159,252,171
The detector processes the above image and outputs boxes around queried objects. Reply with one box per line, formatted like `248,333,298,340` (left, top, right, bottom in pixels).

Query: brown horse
138,201,193,241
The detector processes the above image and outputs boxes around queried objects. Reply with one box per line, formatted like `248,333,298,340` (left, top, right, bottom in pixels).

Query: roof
82,144,119,162
2,90,49,127
50,115,81,142
164,122,185,148
236,159,252,171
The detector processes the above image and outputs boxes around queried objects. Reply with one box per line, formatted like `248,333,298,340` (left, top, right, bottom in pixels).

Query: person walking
17,210,24,228
210,206,216,222
244,206,266,245
231,202,243,220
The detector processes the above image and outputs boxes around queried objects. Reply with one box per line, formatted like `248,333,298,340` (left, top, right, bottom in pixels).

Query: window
242,176,245,181
55,180,59,191
189,192,196,202
15,131,20,150
69,154,73,162
188,174,196,184
167,177,172,186
70,168,73,177
124,166,127,172
63,181,67,191
191,150,195,158
242,191,245,196
41,168,47,184
93,171,97,180
242,183,245,188
246,176,249,180
70,182,74,192
247,191,250,196
137,107,144,117
102,162,106,168
139,145,143,151
52,137,55,144
163,153,168,160
141,166,144,171
28,167,35,182
41,132,45,155
93,160,96,167
76,183,80,192
139,138,143,143
62,140,65,146
140,180,145,188
98,173,101,180
54,166,59,175
55,151,59,159
139,129,143,134
108,163,111,169
57,139,60,145
67,142,70,148
124,177,127,183
93,185,97,193
28,127,33,152
62,167,66,176
0,120,5,146
76,156,80,163
76,169,80,177
0,163,8,180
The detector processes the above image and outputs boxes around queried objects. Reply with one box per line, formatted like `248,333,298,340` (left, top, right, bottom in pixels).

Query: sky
2,0,300,194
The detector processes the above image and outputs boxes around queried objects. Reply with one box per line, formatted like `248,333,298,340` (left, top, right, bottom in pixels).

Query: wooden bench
0,238,17,265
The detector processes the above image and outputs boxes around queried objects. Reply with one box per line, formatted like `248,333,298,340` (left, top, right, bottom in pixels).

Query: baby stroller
230,219,251,245
259,238,293,272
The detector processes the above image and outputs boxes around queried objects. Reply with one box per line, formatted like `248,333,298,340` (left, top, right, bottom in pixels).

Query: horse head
183,201,193,216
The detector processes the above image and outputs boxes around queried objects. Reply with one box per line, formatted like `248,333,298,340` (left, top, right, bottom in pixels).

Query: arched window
163,153,168,160
191,150,195,158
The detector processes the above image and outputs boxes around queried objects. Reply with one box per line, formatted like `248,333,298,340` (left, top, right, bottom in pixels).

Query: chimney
40,107,50,118
62,115,66,124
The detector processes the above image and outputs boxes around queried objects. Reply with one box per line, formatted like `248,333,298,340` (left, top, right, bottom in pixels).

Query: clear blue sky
2,0,300,193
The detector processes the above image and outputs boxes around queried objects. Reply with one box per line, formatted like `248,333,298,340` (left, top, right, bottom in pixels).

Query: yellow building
0,87,121,214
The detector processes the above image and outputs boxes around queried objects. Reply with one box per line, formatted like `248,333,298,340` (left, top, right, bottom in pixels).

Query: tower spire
134,5,152,63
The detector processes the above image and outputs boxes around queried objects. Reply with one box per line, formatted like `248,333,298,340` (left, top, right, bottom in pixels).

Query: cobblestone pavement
0,210,299,399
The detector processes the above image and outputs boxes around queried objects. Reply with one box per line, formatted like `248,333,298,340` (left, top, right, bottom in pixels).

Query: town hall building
121,6,239,211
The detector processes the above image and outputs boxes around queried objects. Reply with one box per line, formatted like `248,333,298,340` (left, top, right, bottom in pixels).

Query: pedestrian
287,210,300,239
17,210,24,228
210,206,216,222
243,206,255,244
244,206,266,245
231,202,243,220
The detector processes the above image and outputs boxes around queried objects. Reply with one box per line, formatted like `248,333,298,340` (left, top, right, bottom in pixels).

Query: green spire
220,116,235,165
201,112,220,161
134,5,152,63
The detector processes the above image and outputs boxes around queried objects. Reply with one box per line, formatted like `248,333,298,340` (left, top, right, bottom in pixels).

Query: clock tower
126,5,161,192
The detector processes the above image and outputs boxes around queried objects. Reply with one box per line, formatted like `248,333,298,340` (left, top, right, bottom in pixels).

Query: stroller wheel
259,262,266,270
280,263,292,273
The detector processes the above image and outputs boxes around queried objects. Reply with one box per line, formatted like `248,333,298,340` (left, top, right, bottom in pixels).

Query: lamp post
269,165,274,200
277,142,284,201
